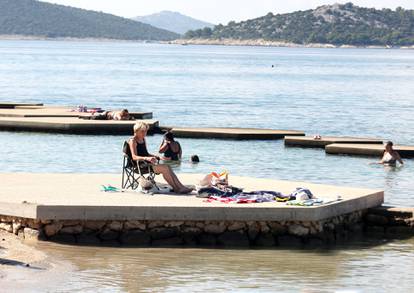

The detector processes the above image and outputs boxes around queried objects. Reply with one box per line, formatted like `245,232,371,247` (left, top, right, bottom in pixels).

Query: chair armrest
135,159,154,170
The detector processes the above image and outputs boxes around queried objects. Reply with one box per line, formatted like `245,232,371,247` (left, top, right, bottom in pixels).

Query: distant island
0,0,178,41
133,11,214,35
1,1,413,48
183,3,414,47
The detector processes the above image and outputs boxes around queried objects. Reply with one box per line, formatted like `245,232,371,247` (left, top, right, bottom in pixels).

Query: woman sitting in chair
128,122,193,194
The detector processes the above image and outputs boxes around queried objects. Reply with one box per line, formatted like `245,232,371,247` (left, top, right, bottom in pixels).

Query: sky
42,0,414,24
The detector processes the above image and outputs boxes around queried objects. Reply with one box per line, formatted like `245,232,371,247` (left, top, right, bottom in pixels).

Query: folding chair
121,140,159,191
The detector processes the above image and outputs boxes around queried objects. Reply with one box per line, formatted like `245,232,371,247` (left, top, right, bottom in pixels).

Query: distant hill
133,11,214,35
0,0,179,41
185,3,414,46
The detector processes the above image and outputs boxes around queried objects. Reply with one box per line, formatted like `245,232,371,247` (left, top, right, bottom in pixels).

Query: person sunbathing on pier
82,109,134,120
109,109,134,120
128,121,193,194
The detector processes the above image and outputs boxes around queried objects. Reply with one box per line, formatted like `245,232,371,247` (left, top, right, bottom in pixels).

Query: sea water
0,40,413,292
0,40,413,205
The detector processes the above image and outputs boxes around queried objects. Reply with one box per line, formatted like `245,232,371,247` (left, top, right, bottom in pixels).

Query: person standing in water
378,141,404,166
159,132,182,161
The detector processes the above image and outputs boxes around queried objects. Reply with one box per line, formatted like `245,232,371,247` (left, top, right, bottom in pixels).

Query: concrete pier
0,104,156,134
0,102,44,109
161,127,305,140
0,117,158,135
326,143,414,158
285,136,383,148
0,106,152,119
0,173,385,246
0,173,383,222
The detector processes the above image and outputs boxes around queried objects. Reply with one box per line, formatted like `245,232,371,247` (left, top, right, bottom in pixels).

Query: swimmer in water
372,141,403,166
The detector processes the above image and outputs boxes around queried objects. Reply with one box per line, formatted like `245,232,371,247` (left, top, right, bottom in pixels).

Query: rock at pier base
44,222,63,237
152,237,183,247
2,208,413,247
77,233,101,245
23,227,42,241
277,235,303,247
198,234,217,246
255,234,276,246
217,231,250,247
49,233,76,243
386,226,414,236
150,228,177,240
99,229,119,241
120,230,150,246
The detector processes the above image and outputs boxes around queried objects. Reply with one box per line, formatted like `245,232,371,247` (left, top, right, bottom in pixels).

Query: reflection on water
33,238,414,292
383,165,403,190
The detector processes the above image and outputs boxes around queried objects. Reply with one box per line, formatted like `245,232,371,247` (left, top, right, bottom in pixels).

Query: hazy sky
42,0,414,24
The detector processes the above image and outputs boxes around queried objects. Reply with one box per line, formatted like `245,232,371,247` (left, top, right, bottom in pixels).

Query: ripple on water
31,238,414,292
1,41,414,291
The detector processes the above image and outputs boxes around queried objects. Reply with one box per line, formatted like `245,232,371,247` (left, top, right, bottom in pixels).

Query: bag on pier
290,188,314,200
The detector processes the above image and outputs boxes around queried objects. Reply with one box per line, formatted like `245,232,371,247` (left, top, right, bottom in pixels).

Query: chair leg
132,171,140,190
122,157,126,189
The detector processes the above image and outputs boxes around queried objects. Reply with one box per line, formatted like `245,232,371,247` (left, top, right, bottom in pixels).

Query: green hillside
185,3,414,46
0,0,179,41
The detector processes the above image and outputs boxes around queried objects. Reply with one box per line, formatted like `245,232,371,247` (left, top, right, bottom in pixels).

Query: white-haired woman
128,122,193,194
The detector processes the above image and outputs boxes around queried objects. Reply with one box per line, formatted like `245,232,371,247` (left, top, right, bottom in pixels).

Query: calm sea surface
0,40,413,292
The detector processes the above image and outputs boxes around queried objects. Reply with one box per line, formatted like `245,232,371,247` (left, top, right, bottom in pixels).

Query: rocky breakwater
1,210,368,247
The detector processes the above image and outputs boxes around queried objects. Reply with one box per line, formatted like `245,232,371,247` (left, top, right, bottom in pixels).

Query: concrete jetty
0,106,152,119
161,127,305,140
285,136,383,148
0,173,383,221
0,104,155,134
0,173,384,246
0,117,159,135
326,143,414,158
0,105,304,139
0,102,44,109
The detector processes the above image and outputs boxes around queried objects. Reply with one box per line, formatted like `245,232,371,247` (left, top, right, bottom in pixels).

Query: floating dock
161,127,305,140
326,143,414,158
0,173,383,246
284,136,383,148
0,117,159,135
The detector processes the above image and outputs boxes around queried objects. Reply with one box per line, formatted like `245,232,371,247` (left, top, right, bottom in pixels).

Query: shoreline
0,230,72,290
171,38,414,50
0,34,156,43
0,35,413,49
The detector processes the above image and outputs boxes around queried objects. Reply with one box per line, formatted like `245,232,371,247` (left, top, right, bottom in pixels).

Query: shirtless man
82,109,133,120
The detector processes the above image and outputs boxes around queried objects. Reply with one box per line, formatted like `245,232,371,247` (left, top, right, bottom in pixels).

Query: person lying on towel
81,109,134,120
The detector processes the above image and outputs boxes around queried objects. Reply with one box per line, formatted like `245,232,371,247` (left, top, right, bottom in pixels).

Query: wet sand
0,231,72,291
